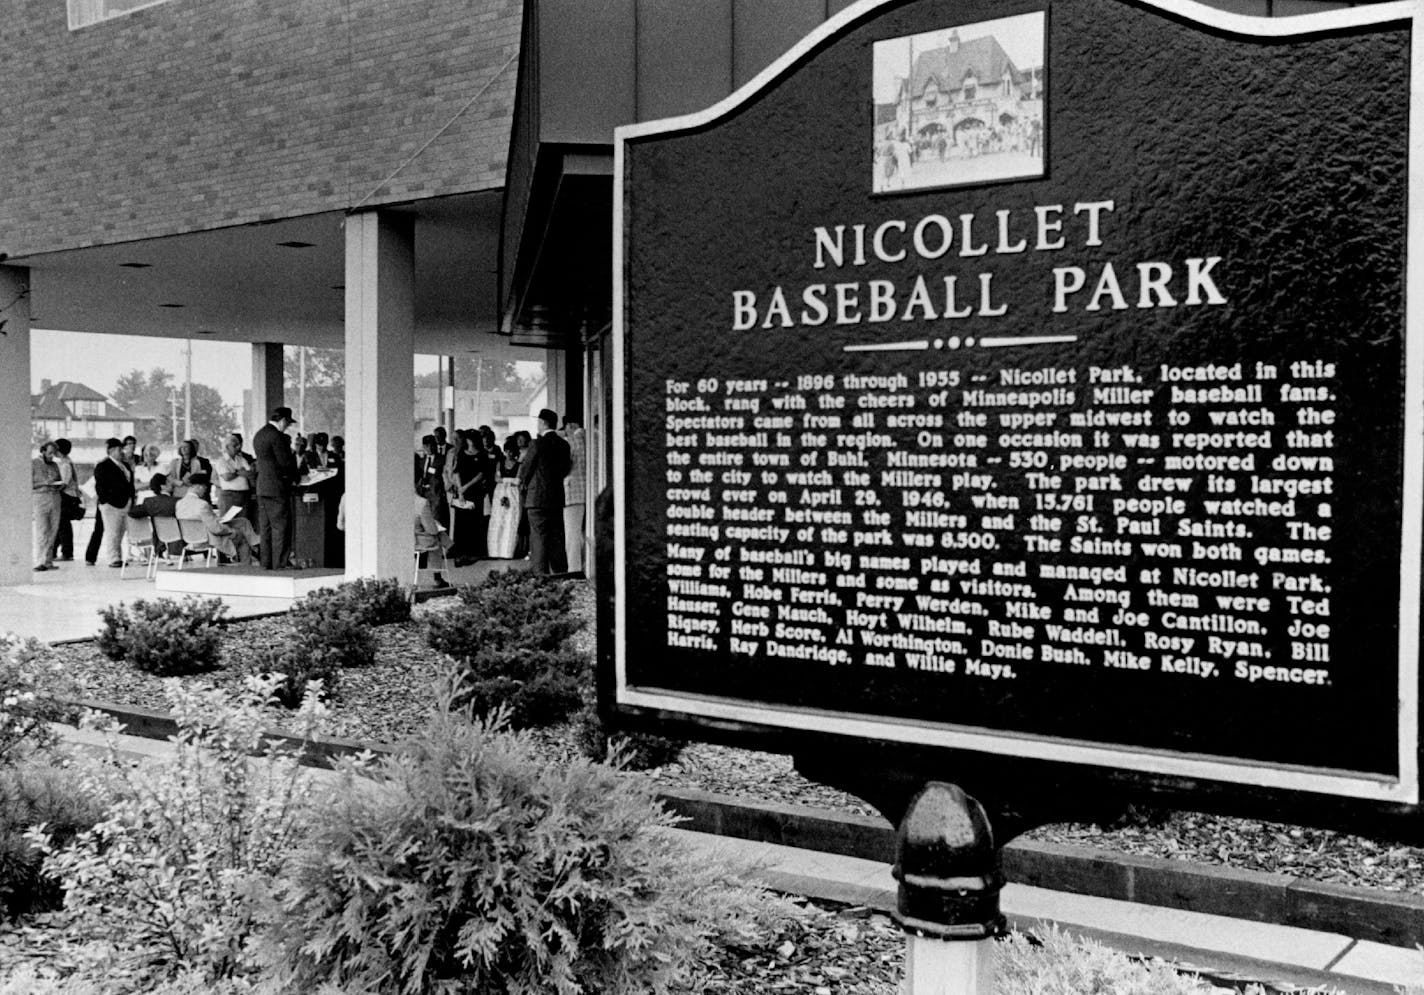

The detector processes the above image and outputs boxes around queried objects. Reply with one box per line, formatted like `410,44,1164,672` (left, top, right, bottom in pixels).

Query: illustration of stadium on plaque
873,12,1045,193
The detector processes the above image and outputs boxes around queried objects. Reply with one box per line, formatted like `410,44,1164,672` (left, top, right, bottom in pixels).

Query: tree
110,367,236,457
285,347,345,437
413,354,525,392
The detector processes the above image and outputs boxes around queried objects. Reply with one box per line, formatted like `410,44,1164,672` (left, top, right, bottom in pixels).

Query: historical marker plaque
609,0,1422,819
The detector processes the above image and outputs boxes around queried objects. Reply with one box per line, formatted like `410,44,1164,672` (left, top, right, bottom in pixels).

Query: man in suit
517,408,571,574
93,437,135,568
253,405,299,569
130,473,179,519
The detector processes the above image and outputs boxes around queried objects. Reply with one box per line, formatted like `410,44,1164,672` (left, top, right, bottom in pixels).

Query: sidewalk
0,550,522,643
60,724,1424,995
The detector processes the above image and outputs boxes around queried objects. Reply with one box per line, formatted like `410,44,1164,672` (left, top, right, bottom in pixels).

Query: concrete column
249,342,284,443
545,346,567,419
0,266,32,584
344,211,414,581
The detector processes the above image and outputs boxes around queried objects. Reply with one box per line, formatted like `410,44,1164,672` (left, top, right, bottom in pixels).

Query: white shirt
215,452,253,491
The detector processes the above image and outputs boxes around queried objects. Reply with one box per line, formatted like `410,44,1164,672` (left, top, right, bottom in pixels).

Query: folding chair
119,515,157,580
176,519,218,568
150,516,185,573
412,538,448,601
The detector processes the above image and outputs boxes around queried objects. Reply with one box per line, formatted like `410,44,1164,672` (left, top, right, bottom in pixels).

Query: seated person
415,488,452,588
175,473,260,565
129,473,179,519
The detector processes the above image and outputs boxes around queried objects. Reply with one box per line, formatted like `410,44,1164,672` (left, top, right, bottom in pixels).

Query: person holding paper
175,473,259,565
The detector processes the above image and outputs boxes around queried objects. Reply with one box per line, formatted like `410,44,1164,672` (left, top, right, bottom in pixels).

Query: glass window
68,0,175,31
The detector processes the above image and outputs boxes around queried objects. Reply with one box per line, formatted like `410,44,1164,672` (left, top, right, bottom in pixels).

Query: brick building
0,0,1388,582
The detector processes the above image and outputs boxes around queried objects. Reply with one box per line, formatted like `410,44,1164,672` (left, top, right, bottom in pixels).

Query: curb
67,696,1424,951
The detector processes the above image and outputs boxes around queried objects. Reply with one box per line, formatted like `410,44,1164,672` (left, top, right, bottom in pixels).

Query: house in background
30,379,155,468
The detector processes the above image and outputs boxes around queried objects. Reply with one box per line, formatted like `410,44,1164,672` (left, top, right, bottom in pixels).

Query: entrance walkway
3,518,531,643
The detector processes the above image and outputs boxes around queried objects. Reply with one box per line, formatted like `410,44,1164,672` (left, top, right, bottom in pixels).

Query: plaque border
612,0,1423,805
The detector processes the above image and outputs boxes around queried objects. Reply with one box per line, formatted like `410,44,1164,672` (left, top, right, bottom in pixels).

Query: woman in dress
449,430,487,566
487,435,524,559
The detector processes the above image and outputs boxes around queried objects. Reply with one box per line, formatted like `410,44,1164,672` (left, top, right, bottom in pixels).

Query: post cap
892,781,1006,940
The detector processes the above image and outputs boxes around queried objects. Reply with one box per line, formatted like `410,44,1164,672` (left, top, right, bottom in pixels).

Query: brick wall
0,0,520,256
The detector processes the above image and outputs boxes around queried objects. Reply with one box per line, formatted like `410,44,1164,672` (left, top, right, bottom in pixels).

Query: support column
0,266,32,584
546,346,567,419
344,210,415,581
250,342,284,444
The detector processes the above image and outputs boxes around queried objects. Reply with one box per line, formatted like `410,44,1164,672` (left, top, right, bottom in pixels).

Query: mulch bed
45,583,1424,899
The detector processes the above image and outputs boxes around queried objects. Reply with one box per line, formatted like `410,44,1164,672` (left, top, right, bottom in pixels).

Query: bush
0,758,105,919
287,590,378,670
0,634,80,766
998,924,1289,994
241,639,341,709
305,576,412,629
428,571,586,729
30,677,331,983
451,569,573,625
95,597,227,675
451,646,588,729
257,694,792,995
570,699,686,771
336,576,411,626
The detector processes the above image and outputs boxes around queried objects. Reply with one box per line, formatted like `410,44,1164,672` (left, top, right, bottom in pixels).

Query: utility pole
169,387,179,448
184,337,193,442
298,346,307,429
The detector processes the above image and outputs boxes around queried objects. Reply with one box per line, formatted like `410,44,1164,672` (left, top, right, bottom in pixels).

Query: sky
30,329,254,408
28,329,452,409
873,12,1044,105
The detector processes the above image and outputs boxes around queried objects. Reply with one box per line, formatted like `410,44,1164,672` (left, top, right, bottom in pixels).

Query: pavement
0,516,522,642
56,724,1424,994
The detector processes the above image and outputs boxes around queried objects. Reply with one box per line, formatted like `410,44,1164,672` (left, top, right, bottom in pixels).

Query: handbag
62,493,85,521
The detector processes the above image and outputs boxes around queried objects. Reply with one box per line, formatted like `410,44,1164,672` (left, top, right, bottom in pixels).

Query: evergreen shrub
0,759,104,918
427,571,586,729
241,640,341,709
95,597,227,676
287,592,376,669
316,577,411,627
258,696,791,995
570,697,687,770
452,646,587,729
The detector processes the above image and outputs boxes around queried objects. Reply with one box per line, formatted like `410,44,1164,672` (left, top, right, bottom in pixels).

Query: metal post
893,781,1005,995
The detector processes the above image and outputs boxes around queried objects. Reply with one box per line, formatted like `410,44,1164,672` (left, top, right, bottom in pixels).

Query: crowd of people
29,409,344,573
409,407,585,586
31,404,587,582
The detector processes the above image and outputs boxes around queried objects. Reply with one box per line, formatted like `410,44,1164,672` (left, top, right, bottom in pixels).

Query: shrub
452,568,573,624
30,677,331,983
256,694,793,995
570,698,686,771
335,576,412,626
95,597,227,675
0,633,80,765
428,571,587,729
451,645,588,729
288,591,377,669
0,967,265,995
997,924,1294,994
0,758,105,919
241,640,341,709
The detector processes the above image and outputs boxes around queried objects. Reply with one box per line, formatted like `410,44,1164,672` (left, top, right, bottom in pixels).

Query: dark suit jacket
253,422,298,499
518,431,570,510
131,494,180,519
93,457,135,509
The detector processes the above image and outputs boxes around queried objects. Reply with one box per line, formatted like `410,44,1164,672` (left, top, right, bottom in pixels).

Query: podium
293,478,344,569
